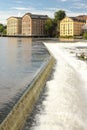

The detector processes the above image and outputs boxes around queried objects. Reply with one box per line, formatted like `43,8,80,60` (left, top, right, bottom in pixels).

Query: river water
22,42,87,130
0,37,50,123
1,37,87,129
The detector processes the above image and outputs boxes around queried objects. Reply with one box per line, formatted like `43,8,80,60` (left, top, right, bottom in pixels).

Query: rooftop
70,17,86,22
24,13,48,19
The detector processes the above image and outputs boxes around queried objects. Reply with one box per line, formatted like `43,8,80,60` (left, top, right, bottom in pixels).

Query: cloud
11,6,58,17
0,3,87,25
16,0,23,4
56,0,67,2
11,7,29,11
44,7,58,11
66,9,87,17
0,6,55,24
61,0,67,2
73,3,87,9
0,11,16,24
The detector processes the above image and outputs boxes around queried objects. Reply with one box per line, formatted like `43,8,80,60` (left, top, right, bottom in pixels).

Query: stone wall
0,56,55,130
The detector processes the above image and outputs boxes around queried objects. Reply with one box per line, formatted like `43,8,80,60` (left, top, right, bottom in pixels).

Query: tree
83,32,87,39
54,10,66,22
54,10,66,36
0,24,7,35
0,24,4,34
45,10,66,37
45,18,56,37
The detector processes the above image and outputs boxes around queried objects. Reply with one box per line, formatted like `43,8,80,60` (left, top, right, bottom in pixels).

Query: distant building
82,24,87,32
82,20,87,32
22,13,48,36
60,17,85,37
76,15,87,21
7,17,22,35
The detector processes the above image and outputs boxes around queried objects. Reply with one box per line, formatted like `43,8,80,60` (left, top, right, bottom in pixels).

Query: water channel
0,37,51,123
1,38,87,130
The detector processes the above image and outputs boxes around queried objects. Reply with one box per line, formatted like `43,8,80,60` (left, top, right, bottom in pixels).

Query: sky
0,0,87,24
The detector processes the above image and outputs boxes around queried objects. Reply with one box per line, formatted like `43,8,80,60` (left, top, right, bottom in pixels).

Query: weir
0,55,55,130
0,38,55,130
22,42,87,130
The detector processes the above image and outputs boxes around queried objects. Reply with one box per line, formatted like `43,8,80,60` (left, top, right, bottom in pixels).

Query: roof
70,17,86,22
7,16,22,20
23,13,48,19
60,16,86,23
76,15,87,21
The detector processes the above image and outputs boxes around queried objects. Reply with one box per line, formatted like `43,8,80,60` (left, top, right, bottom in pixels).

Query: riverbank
0,56,55,130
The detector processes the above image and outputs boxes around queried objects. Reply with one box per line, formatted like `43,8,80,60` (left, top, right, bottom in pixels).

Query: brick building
7,17,22,35
60,17,85,37
22,13,48,36
76,15,87,21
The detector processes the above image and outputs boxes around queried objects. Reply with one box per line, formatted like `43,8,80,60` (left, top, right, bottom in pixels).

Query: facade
76,15,87,21
22,13,48,36
60,17,85,37
7,17,22,35
82,20,87,32
82,24,87,32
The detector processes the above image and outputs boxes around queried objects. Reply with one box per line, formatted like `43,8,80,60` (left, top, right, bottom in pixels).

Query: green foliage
0,24,7,35
45,10,66,37
80,53,85,59
45,18,53,32
54,10,66,37
45,18,57,37
83,32,87,39
54,10,66,22
77,53,87,60
0,24,3,33
60,36,73,38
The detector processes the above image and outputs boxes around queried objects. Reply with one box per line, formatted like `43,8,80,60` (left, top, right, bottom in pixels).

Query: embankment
0,55,55,130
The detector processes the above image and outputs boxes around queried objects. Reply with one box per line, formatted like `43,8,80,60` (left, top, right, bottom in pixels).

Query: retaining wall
0,56,55,130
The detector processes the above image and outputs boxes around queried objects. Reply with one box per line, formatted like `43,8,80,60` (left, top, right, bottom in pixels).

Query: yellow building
60,17,85,37
22,13,48,36
7,17,22,35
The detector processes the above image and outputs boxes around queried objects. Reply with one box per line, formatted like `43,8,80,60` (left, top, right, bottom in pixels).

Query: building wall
76,15,87,21
22,14,32,35
60,17,74,36
22,14,47,36
60,17,85,37
0,56,55,130
73,21,85,36
7,17,22,35
32,19,46,36
7,13,47,36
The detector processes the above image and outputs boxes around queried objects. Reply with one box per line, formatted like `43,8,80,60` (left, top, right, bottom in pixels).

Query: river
0,37,50,123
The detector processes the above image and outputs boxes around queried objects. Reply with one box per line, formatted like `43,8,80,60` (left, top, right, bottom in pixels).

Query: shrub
83,32,87,39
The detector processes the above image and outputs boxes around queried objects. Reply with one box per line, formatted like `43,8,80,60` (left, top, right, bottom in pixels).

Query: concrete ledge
0,56,55,130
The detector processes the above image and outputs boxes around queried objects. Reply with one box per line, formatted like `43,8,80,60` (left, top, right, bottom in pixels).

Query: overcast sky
0,0,87,24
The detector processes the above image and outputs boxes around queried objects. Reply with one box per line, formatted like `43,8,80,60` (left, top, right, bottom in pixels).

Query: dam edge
0,54,55,130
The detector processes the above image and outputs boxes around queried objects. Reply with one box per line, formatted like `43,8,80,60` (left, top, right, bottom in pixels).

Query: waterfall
23,42,87,130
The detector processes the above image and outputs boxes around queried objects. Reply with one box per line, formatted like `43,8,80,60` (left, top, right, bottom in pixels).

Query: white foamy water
29,42,87,130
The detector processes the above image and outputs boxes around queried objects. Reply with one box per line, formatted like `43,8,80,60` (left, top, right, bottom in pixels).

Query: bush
0,24,7,35
83,32,87,39
59,36,73,38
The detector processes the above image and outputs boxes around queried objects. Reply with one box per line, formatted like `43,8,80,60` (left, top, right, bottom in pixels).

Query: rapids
23,42,87,130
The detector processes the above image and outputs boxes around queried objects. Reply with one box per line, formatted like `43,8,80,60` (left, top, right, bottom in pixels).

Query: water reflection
0,37,50,123
7,38,32,66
